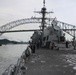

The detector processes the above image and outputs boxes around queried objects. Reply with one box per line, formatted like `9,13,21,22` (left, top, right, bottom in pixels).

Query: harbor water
1,44,76,75
0,44,28,75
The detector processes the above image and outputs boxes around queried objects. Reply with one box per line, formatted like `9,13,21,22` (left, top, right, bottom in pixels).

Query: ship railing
2,64,15,75
14,51,26,75
3,47,31,75
2,51,25,75
14,58,22,75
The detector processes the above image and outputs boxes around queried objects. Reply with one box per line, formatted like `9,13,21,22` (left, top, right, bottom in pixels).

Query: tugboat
2,0,76,75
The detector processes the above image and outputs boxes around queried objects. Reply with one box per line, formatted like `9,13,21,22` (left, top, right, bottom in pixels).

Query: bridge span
0,29,41,33
0,17,76,39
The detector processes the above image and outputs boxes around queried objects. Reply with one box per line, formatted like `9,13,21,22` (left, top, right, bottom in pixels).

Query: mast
43,0,45,7
34,0,53,31
41,0,46,31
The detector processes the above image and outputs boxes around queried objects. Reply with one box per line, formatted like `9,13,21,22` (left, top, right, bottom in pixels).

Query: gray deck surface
25,48,76,75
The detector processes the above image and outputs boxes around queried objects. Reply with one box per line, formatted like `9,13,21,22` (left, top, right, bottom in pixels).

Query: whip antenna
43,0,45,7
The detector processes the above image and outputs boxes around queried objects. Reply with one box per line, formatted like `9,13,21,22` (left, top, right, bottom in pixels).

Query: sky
0,0,76,41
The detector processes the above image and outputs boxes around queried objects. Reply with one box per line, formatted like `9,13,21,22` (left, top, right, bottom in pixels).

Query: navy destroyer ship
2,0,76,75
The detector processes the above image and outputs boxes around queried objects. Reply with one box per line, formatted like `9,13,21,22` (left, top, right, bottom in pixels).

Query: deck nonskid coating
25,49,76,75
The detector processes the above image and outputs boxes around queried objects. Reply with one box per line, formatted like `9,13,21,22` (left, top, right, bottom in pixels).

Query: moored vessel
2,0,76,75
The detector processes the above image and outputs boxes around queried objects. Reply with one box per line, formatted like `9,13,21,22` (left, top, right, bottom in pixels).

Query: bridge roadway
24,48,76,75
0,29,41,33
0,29,76,33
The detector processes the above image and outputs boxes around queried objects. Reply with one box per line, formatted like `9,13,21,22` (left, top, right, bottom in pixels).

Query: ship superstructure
31,0,65,49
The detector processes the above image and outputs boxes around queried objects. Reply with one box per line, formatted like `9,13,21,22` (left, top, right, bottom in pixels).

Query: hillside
0,39,28,45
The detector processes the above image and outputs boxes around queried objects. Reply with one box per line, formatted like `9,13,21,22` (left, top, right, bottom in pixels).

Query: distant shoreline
0,39,29,45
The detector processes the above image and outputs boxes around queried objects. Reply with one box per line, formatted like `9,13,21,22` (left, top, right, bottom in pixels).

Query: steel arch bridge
0,18,42,35
0,17,54,34
0,18,41,31
0,17,76,39
57,21,76,37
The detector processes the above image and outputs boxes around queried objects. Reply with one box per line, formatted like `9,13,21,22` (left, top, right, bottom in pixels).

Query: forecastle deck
20,48,76,75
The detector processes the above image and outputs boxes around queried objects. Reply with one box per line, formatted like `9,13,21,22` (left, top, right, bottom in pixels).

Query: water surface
0,44,28,75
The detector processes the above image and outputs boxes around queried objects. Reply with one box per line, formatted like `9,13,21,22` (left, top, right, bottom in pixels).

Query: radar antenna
43,0,45,7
